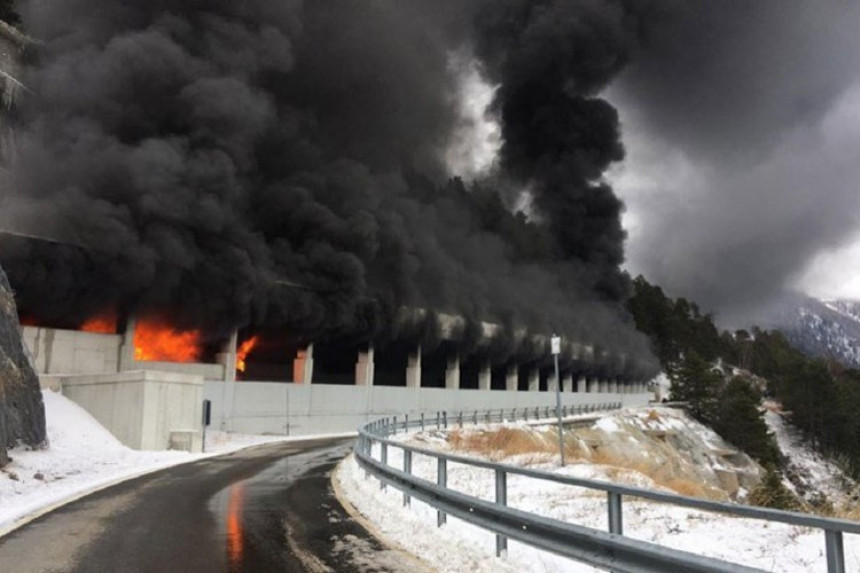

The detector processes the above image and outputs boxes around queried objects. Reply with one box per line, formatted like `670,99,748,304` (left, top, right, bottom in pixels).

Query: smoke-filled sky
6,0,857,369
1,0,671,376
608,0,860,326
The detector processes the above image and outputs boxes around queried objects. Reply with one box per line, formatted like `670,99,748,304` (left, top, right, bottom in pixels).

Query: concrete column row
206,326,649,394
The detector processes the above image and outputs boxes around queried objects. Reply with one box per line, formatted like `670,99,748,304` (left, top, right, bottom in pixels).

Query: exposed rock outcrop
0,265,45,466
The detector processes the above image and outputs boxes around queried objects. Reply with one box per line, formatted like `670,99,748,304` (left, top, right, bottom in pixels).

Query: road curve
0,438,422,572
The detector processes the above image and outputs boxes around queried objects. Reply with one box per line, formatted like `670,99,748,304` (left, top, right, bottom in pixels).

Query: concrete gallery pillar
577,376,587,393
293,344,314,384
445,352,460,389
528,368,539,392
505,364,518,391
478,360,491,391
216,330,239,382
562,373,573,393
355,347,375,386
118,316,137,372
547,371,558,393
216,330,239,432
406,345,422,388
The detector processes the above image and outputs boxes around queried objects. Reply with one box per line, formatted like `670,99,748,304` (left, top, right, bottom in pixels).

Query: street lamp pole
551,334,565,467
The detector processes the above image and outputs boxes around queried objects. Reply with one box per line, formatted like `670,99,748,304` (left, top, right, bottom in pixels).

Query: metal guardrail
353,405,858,573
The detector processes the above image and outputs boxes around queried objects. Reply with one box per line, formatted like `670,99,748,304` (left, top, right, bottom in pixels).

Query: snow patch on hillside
764,400,858,507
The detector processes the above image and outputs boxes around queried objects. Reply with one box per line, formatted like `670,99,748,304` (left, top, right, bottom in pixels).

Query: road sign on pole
551,335,565,467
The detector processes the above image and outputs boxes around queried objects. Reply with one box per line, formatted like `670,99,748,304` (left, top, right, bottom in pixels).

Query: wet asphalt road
0,438,421,572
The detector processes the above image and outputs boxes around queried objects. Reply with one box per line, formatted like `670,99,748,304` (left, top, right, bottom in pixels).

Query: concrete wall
22,326,225,381
61,370,204,452
205,380,651,436
23,326,122,376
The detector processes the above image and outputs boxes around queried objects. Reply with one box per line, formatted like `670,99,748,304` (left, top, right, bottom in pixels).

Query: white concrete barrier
62,370,204,452
205,381,651,436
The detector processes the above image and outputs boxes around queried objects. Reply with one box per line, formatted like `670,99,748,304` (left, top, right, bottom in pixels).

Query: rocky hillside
0,265,45,466
411,407,763,502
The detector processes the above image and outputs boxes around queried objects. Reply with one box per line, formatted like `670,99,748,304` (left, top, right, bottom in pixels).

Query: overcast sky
455,1,860,327
603,1,860,325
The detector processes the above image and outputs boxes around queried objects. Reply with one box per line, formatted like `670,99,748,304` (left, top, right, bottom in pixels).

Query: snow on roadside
0,390,308,533
336,421,860,573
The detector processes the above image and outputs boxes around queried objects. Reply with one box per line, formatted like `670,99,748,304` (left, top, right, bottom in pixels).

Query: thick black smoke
612,0,860,324
1,0,658,377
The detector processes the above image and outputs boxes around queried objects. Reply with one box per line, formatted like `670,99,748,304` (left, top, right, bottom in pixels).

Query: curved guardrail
353,405,858,573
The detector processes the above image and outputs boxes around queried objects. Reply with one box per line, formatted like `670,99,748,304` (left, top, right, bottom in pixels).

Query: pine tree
749,468,800,511
713,377,780,467
670,351,721,423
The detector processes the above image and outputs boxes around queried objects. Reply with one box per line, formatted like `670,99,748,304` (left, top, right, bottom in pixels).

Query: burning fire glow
236,336,259,373
134,317,202,363
79,311,118,334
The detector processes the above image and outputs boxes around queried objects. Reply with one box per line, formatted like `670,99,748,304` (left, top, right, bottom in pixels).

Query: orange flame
134,317,202,363
80,311,118,334
236,336,259,373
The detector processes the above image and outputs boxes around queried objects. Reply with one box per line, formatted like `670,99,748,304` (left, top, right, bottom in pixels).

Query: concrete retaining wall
23,327,121,376
62,370,204,452
205,381,652,436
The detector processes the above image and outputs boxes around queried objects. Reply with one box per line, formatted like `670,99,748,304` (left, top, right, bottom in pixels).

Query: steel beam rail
356,406,858,573
356,449,762,573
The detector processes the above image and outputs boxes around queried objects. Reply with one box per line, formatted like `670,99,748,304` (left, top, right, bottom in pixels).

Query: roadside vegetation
628,276,860,511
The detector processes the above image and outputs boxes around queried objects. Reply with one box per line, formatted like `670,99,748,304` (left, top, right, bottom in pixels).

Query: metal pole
554,349,565,467
825,530,845,573
495,469,508,557
437,458,447,527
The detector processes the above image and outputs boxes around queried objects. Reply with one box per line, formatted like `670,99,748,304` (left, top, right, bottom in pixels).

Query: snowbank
0,390,299,535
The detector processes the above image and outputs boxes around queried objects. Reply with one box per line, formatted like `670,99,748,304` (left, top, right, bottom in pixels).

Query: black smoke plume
1,0,658,378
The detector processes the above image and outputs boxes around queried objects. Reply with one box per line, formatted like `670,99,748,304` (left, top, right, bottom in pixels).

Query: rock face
0,265,46,466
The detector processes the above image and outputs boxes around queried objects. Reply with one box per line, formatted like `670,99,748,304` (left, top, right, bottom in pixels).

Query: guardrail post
437,458,447,527
459,411,463,428
393,416,398,435
608,492,623,535
403,450,413,507
495,469,508,557
443,411,448,429
380,443,388,491
436,411,440,429
535,406,539,420
473,410,478,425
524,407,528,421
512,408,517,422
421,413,425,433
825,530,845,573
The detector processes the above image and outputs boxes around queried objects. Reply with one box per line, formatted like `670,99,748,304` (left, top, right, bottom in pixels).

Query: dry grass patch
448,427,583,462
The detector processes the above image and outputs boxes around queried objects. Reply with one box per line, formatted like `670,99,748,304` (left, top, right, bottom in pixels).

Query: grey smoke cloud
612,0,860,324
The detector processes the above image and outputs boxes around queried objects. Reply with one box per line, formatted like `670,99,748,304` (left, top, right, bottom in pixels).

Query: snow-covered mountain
768,296,860,368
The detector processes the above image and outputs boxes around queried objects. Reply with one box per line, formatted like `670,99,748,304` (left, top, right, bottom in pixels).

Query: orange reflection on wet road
226,482,245,570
